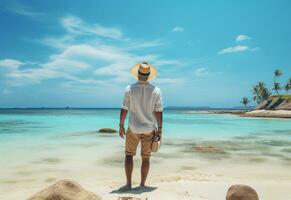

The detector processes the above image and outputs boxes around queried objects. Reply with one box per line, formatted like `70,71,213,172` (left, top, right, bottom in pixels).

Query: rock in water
98,128,117,133
28,179,101,200
226,184,259,200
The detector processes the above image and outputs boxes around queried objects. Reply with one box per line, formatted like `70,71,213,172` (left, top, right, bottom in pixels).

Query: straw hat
130,62,157,81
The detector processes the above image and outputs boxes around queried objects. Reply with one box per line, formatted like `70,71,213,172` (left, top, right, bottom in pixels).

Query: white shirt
121,81,163,134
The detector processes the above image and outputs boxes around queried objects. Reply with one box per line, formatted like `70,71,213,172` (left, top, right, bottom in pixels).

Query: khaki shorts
125,128,154,158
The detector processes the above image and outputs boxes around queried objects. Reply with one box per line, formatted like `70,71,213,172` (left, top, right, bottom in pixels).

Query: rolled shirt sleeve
121,85,130,110
154,88,163,112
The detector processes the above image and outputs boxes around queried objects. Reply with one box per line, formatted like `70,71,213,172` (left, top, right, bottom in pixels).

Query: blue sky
0,0,291,108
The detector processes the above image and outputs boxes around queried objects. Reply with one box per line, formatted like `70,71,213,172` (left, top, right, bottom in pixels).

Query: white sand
243,109,291,118
100,181,291,200
1,134,291,200
15,161,290,200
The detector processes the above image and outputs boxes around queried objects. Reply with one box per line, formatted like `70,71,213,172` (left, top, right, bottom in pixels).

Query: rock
226,184,259,200
28,179,101,200
192,145,225,154
98,128,117,133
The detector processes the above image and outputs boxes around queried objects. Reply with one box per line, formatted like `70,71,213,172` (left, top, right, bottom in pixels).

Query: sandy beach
0,109,291,200
243,109,291,118
2,136,291,200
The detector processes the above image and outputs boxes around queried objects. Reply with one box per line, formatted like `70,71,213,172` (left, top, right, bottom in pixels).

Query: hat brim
130,63,157,81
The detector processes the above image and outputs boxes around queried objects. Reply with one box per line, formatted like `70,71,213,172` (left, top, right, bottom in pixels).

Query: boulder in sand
28,179,101,200
226,184,259,200
98,128,117,133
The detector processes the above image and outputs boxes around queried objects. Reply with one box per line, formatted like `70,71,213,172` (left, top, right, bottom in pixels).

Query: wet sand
1,130,291,200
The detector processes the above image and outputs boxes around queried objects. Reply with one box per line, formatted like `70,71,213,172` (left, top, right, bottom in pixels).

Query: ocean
0,108,291,199
1,108,290,140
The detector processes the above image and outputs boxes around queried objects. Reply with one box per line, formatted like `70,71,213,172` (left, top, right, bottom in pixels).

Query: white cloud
236,35,251,42
126,40,165,50
61,15,123,39
57,44,133,63
94,52,156,82
39,15,124,49
152,60,183,66
41,35,74,49
218,45,249,54
153,78,185,84
2,3,45,18
0,59,24,70
194,68,209,76
7,68,64,86
172,26,184,32
3,44,166,86
2,14,183,87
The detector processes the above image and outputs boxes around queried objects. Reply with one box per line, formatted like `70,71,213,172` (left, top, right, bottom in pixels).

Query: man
119,62,163,190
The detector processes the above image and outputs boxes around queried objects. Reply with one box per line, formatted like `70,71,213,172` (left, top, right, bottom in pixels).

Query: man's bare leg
125,155,133,187
140,157,150,186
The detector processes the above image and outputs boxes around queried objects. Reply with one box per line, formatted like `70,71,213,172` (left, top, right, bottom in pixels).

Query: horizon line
0,106,254,110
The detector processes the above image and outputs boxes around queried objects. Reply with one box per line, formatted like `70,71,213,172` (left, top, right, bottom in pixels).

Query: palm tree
240,97,250,107
252,81,271,104
274,69,282,81
284,83,290,94
273,82,281,95
273,69,282,95
284,78,291,94
252,85,260,103
259,82,271,100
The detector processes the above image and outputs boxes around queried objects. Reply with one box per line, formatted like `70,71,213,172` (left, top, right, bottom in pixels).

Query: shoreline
241,109,291,118
193,109,291,119
1,109,290,199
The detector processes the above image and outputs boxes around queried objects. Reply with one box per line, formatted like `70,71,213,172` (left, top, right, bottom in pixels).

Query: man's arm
154,88,163,139
119,108,128,139
120,85,130,139
154,111,163,138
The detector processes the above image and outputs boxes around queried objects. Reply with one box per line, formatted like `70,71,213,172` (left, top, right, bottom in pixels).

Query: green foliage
242,68,289,105
273,82,281,95
274,69,282,77
240,97,250,106
270,94,291,100
284,83,290,93
285,78,291,94
273,69,283,95
252,81,271,104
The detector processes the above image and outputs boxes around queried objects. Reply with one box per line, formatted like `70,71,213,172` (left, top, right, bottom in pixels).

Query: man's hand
155,128,162,141
119,124,125,139
119,109,128,139
154,111,163,141
156,128,162,136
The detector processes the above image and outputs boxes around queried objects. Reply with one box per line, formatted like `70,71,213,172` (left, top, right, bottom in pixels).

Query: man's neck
137,80,149,84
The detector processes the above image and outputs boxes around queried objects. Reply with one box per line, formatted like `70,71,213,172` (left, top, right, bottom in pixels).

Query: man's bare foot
118,185,132,192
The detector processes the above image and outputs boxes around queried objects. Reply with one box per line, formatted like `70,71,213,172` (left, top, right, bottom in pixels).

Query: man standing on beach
119,62,163,190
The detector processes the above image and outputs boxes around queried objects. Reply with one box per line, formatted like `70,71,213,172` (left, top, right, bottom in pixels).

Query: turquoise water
0,109,291,200
1,108,290,159
0,109,290,140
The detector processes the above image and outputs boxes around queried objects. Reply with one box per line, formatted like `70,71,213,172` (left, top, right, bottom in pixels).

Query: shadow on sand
110,185,158,194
